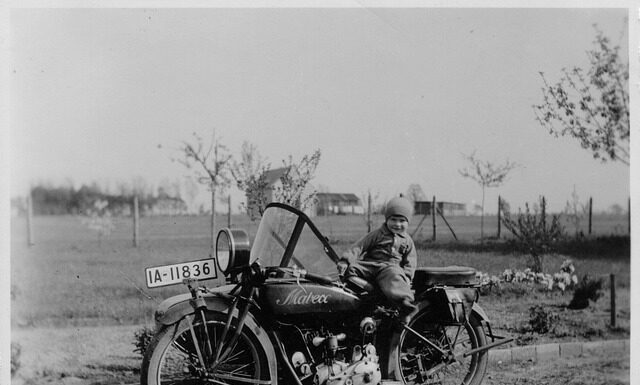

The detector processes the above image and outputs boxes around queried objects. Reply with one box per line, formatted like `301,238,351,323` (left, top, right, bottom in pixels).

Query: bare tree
174,131,233,249
274,150,322,212
533,25,629,166
131,176,153,199
231,141,271,220
501,196,565,273
459,151,518,240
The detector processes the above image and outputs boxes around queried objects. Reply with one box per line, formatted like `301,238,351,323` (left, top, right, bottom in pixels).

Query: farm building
414,201,466,216
314,193,363,216
145,196,189,216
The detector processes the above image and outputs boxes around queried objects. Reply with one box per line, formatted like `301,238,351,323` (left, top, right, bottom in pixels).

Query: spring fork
185,314,208,374
215,287,256,364
184,279,212,373
214,295,240,363
200,309,214,362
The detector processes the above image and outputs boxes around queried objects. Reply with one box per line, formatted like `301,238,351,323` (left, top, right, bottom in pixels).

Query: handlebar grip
303,272,335,285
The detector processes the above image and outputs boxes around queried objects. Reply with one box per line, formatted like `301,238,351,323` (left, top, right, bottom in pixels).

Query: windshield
250,204,340,279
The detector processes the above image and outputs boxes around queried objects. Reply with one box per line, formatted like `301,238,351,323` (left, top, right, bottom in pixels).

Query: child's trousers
345,261,416,314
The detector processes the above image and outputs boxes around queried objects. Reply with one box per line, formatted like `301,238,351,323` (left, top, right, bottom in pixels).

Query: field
9,213,631,383
10,212,630,327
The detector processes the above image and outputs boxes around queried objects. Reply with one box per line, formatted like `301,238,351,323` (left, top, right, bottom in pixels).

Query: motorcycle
141,202,512,385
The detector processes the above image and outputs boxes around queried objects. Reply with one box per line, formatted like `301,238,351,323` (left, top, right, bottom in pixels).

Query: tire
387,309,488,385
141,311,271,385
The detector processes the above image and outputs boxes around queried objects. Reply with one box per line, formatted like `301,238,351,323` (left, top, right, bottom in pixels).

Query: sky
6,4,636,214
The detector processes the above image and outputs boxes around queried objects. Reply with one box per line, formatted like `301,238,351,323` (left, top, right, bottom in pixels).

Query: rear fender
153,286,278,384
471,302,490,324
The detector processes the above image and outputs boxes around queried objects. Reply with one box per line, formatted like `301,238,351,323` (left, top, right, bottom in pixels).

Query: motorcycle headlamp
215,228,251,275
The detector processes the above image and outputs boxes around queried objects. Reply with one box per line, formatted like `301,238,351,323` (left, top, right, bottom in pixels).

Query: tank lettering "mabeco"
275,289,330,306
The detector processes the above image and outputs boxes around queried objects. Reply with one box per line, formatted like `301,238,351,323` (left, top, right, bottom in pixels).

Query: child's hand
337,260,349,276
341,250,358,263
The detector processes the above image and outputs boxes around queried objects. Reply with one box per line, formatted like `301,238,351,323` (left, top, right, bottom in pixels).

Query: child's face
386,215,409,235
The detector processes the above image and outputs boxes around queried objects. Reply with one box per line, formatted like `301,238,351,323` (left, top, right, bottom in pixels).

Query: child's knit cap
385,197,413,221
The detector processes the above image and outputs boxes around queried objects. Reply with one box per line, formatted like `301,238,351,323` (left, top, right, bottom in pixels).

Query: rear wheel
141,311,270,385
388,310,488,385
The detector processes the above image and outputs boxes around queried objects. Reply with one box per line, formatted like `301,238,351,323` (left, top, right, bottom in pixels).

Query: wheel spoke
398,313,487,385
152,315,265,385
212,372,272,384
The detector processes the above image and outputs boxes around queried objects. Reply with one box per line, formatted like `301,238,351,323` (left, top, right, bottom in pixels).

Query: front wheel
387,309,488,385
141,311,271,385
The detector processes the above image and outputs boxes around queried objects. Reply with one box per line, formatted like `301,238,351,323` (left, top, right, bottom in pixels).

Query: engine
286,316,382,385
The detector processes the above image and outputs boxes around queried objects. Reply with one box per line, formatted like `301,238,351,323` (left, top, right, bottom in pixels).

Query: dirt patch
11,324,631,385
484,350,630,385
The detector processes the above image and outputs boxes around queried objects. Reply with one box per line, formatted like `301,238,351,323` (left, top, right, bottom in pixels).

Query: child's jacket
343,223,417,279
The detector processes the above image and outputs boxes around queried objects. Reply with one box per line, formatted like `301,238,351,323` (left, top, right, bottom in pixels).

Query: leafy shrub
568,275,604,309
133,326,155,356
501,196,565,272
11,342,21,377
528,305,559,334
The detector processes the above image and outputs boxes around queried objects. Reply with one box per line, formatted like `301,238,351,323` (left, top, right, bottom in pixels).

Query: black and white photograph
3,1,637,384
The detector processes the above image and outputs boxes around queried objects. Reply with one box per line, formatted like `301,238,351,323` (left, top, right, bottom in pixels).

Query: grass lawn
10,214,630,349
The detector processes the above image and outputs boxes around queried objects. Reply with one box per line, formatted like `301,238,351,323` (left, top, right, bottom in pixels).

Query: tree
231,141,271,220
608,203,623,216
174,131,233,249
273,150,322,212
459,151,517,240
405,184,427,203
501,196,565,273
533,25,629,165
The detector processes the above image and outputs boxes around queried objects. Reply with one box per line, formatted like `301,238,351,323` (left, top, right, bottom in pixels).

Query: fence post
589,197,593,235
610,274,616,327
26,193,35,246
497,195,501,239
367,192,372,233
227,195,232,228
432,196,436,241
133,195,139,248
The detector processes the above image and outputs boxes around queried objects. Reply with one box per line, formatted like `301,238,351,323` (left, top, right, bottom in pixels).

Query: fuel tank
259,280,361,315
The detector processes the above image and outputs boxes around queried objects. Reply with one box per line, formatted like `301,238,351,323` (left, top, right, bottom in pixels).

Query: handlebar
263,265,336,286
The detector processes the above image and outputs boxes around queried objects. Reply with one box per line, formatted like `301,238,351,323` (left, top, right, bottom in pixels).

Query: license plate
145,258,218,288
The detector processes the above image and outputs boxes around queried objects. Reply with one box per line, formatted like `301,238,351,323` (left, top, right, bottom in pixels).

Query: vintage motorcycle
141,203,512,385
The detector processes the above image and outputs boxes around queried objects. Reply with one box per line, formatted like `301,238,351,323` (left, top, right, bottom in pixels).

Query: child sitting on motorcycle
340,196,418,323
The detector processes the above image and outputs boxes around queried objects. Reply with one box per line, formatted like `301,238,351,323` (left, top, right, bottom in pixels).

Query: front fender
153,285,279,384
154,284,236,326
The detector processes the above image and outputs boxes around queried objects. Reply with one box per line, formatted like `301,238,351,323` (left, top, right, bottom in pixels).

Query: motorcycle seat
412,266,478,288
